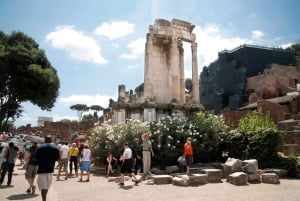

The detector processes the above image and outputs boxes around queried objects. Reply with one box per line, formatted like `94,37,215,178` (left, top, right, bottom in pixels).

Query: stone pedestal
261,173,280,184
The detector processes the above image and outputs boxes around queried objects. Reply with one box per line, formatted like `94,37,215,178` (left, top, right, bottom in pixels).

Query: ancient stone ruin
109,19,202,123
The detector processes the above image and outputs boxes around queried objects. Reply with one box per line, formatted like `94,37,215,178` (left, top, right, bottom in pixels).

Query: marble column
191,42,199,103
178,40,185,104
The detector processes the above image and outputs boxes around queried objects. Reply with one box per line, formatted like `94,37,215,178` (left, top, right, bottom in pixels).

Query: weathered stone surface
188,174,208,185
224,158,242,176
264,168,288,178
261,173,280,184
172,176,189,186
151,175,173,184
177,174,208,186
228,172,248,185
202,169,223,183
247,173,260,182
242,159,258,174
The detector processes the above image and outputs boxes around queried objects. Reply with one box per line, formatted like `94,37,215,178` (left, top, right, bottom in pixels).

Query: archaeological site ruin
109,19,203,123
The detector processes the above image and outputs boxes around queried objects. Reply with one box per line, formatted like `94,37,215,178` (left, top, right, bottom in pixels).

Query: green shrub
276,155,300,178
238,109,277,132
221,109,283,169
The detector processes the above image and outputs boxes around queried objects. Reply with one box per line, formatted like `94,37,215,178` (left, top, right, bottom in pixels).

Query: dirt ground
1,166,300,201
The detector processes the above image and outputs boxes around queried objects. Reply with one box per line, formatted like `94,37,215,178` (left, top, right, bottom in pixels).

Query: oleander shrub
89,112,229,169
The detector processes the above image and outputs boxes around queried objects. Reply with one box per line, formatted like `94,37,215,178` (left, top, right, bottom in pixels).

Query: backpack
29,146,38,166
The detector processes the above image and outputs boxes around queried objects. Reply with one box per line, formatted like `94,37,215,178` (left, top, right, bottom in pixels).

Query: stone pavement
1,166,300,201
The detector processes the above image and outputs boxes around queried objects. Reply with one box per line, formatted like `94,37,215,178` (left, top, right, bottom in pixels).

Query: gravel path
1,166,299,201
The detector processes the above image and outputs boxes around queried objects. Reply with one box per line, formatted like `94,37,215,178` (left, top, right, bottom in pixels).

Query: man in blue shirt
35,136,60,201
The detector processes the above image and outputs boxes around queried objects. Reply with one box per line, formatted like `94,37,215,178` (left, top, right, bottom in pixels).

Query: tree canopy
0,31,60,131
70,104,104,121
185,78,193,93
70,104,89,121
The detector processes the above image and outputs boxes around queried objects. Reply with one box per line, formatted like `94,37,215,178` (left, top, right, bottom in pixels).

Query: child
106,152,117,176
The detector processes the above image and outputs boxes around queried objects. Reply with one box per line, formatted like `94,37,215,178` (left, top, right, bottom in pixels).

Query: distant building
200,44,296,113
37,116,53,127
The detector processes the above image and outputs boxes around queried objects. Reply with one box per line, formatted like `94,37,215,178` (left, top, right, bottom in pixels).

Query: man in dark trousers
0,142,19,186
35,136,60,201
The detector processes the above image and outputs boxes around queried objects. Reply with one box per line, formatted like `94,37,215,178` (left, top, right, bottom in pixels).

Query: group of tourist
0,136,91,201
0,131,194,200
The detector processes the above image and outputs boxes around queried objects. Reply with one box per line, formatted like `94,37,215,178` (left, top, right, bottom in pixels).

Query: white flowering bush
89,112,229,168
89,119,149,165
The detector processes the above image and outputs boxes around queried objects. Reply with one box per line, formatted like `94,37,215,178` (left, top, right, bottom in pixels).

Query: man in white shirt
118,142,140,187
57,142,69,180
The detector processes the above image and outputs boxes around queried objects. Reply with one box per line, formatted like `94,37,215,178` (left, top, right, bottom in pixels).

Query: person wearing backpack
24,141,38,194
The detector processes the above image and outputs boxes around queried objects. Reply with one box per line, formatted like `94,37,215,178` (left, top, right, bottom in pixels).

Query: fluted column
191,42,199,103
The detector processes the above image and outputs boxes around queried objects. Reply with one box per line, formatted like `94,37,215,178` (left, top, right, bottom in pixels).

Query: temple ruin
109,19,202,123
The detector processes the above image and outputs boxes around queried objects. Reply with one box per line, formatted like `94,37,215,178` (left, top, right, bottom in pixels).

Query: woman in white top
79,144,91,182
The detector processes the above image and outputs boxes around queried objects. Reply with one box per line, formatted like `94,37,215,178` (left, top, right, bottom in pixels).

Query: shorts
37,173,53,190
58,158,68,171
120,159,133,174
185,155,193,166
80,161,90,172
25,165,37,179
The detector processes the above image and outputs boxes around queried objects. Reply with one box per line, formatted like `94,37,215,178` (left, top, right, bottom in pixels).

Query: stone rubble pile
107,158,284,186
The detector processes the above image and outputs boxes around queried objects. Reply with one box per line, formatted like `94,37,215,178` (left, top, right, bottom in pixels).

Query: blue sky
1,0,299,127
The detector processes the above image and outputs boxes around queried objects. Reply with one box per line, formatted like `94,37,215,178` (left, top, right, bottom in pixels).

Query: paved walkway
1,166,300,201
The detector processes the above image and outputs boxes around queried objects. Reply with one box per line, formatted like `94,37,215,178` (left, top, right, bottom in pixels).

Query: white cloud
120,38,146,59
280,43,292,49
128,64,140,69
46,26,108,64
251,30,264,40
18,112,33,122
59,94,116,108
192,24,251,69
184,69,192,79
94,21,135,40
